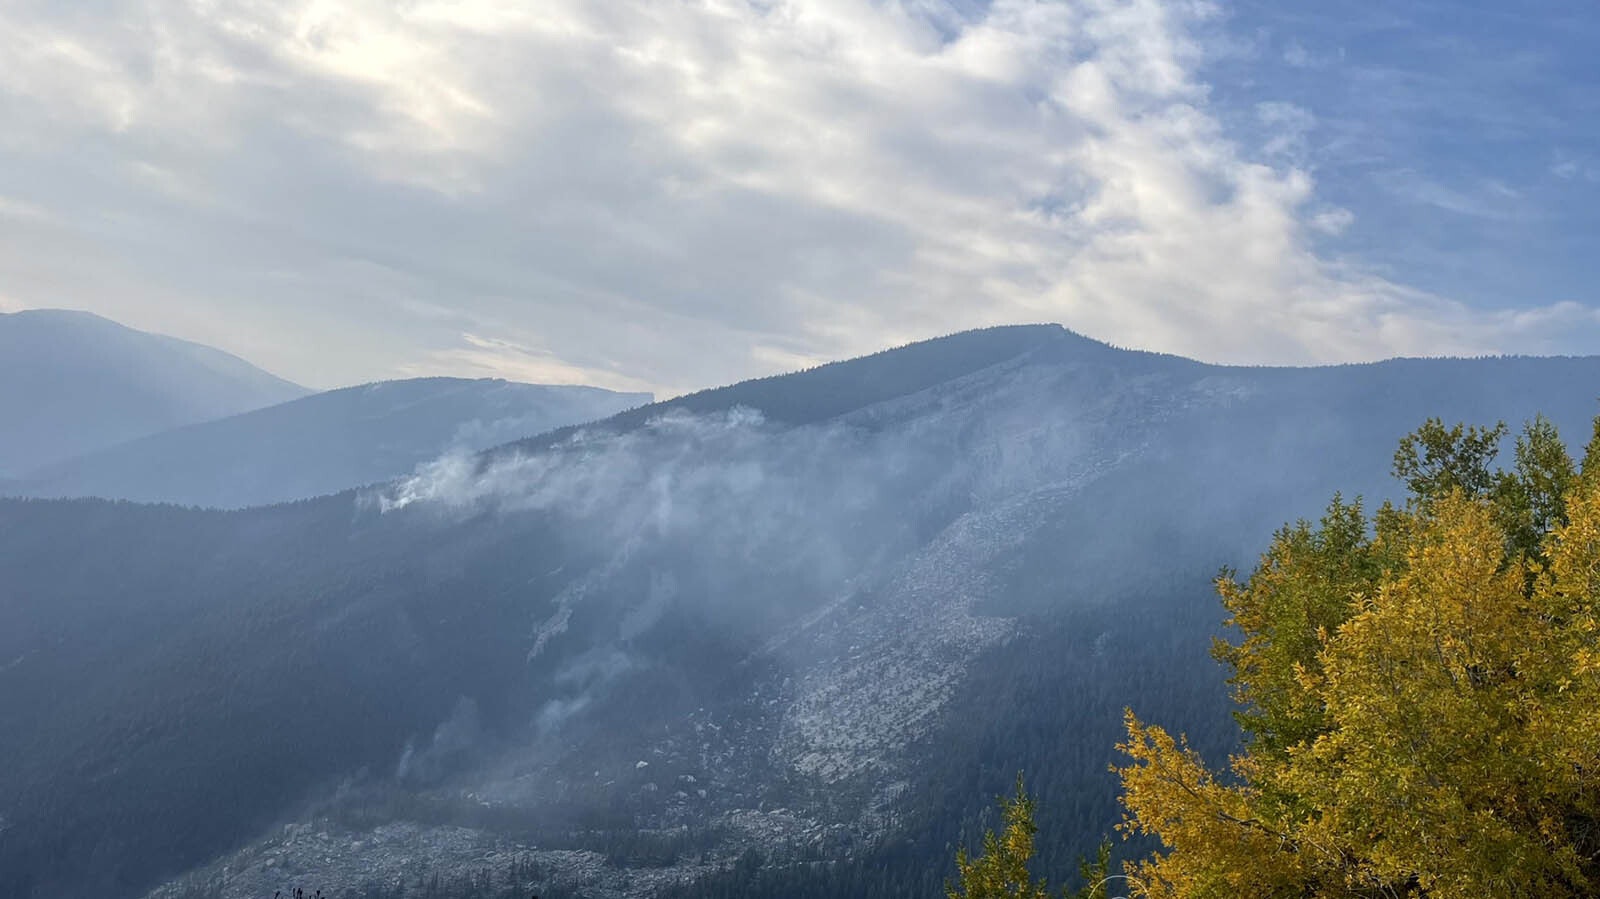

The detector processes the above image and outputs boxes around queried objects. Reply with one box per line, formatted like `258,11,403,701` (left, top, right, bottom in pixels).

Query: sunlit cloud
0,0,1597,393
405,332,662,396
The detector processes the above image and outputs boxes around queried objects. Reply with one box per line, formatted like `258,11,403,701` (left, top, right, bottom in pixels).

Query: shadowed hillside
0,309,307,476
12,378,650,508
2,326,1598,899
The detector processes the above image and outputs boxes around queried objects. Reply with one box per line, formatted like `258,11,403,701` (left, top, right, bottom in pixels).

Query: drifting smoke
372,406,956,747
396,697,483,785
377,407,943,575
365,367,1147,763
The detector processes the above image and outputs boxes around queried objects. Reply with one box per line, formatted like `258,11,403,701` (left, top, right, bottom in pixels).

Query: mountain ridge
3,327,1600,899
11,376,651,508
0,308,309,476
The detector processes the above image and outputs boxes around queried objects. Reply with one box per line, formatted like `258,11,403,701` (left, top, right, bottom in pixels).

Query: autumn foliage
1116,416,1600,897
947,777,1113,899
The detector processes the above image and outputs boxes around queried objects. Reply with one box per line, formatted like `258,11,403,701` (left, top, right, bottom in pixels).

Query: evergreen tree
948,778,1115,899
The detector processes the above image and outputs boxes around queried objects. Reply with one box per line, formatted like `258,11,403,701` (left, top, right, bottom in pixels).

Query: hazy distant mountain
12,378,651,508
3,326,1599,899
0,309,308,476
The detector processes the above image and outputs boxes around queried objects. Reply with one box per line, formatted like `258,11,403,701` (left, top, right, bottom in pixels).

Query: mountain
0,309,308,476
10,378,651,508
2,325,1598,899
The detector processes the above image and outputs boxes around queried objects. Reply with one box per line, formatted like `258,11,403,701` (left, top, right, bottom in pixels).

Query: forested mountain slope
11,378,649,508
1,325,1596,899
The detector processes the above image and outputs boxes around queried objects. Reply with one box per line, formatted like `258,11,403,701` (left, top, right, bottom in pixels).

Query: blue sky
1214,0,1600,316
0,0,1597,396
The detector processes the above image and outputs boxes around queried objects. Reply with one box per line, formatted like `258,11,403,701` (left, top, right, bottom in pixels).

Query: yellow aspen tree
1117,417,1600,898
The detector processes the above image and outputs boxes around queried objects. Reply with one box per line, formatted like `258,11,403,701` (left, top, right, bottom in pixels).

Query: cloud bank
1,0,1597,393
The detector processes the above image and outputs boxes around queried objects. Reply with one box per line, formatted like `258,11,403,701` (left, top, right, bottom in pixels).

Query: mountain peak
6,307,118,322
0,309,308,475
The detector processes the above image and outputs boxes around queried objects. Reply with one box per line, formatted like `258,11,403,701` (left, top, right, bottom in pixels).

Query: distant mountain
3,326,1599,899
0,309,309,476
11,378,651,508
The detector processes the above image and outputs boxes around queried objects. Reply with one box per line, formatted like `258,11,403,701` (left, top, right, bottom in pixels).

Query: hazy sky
2,0,1597,396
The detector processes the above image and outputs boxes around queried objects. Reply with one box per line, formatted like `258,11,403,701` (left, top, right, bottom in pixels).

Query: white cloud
1282,39,1312,68
1310,207,1355,236
406,332,662,396
0,0,1595,393
1281,38,1342,71
0,194,54,223
1255,101,1316,163
1551,151,1599,183
1379,170,1525,221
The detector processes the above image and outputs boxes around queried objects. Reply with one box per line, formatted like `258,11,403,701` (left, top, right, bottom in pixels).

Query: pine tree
948,777,1051,899
948,777,1116,899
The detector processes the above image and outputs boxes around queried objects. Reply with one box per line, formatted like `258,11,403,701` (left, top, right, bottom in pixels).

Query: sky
1,0,1597,397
